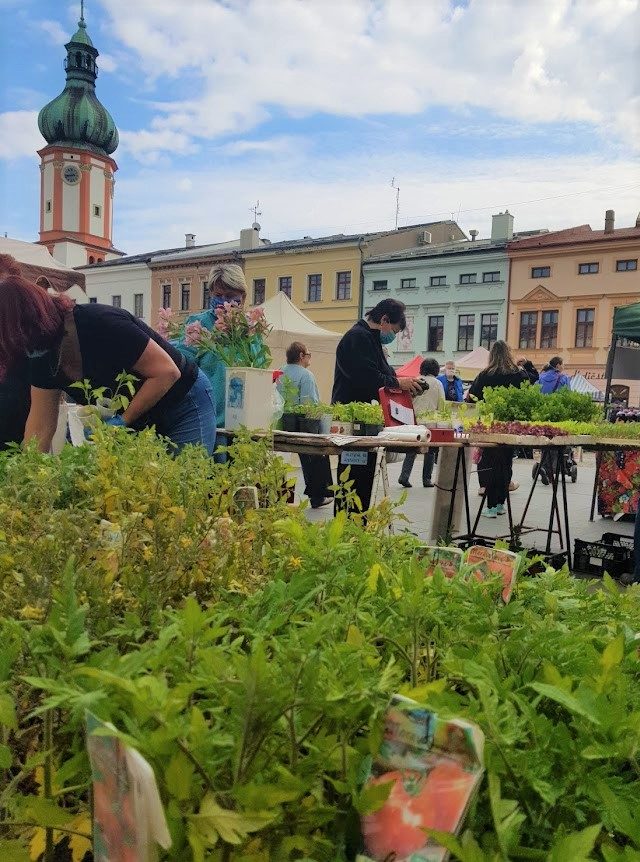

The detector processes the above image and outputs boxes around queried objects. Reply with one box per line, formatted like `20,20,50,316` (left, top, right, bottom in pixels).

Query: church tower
37,4,122,266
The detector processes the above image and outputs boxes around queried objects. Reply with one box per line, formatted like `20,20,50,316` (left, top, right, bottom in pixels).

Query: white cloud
38,19,69,45
111,148,640,254
118,126,198,163
98,52,118,73
218,136,301,157
100,0,639,156
0,111,43,159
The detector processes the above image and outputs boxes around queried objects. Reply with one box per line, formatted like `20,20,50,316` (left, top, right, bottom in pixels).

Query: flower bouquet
158,303,272,369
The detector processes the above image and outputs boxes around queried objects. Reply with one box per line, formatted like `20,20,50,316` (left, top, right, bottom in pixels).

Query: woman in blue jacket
539,356,570,393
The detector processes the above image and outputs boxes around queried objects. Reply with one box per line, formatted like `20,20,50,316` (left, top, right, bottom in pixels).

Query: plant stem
43,709,54,862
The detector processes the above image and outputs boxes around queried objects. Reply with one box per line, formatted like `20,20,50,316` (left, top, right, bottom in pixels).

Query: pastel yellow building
242,222,465,334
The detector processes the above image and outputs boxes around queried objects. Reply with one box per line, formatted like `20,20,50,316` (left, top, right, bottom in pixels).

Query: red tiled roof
509,223,640,251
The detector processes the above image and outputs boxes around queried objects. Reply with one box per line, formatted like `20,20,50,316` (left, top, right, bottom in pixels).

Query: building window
162,284,172,309
482,271,500,283
88,256,95,264
519,312,538,349
45,200,52,213
428,315,444,352
400,277,417,289
578,262,599,274
459,273,477,284
89,297,97,304
253,278,266,305
531,266,551,278
279,276,292,299
336,271,351,300
540,310,559,348
111,295,121,308
201,280,209,309
480,313,498,349
372,280,388,291
457,314,475,351
575,308,595,348
93,204,102,217
134,293,144,318
307,274,322,302
430,275,446,287
617,259,638,271
181,283,190,311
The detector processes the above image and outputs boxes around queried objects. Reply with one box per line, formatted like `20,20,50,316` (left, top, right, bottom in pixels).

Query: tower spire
80,0,85,23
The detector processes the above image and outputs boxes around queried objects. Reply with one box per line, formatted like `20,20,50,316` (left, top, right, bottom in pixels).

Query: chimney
185,233,196,248
240,222,261,250
469,229,478,242
491,210,514,243
604,210,615,233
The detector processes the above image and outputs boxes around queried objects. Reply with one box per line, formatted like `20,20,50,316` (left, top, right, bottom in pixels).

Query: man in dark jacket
332,298,422,512
517,357,539,384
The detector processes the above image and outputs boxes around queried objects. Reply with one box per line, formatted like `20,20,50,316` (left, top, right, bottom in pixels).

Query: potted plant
352,401,384,436
279,376,300,432
318,403,334,435
299,402,326,434
330,403,354,435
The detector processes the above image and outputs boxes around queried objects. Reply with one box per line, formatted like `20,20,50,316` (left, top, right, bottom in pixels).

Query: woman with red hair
0,255,216,454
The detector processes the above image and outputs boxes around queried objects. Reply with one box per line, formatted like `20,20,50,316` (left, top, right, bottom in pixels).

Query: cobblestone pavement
295,450,635,558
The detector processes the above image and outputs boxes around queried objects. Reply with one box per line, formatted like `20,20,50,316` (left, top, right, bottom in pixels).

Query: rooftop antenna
391,178,400,229
250,200,262,224
80,0,85,23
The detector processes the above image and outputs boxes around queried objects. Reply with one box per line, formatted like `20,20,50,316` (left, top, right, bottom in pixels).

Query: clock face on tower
62,163,81,184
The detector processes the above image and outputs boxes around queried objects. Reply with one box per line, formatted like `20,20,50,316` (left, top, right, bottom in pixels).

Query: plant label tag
341,451,368,466
389,399,414,425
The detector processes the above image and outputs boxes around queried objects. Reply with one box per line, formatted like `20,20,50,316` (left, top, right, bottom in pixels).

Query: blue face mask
26,348,48,359
209,295,240,312
380,330,396,345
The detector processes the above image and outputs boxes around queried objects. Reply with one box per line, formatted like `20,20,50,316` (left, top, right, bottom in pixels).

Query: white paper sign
389,399,415,425
340,451,369,465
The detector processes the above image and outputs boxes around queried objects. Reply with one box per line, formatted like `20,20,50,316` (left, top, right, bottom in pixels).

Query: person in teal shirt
281,341,333,508
170,263,250,434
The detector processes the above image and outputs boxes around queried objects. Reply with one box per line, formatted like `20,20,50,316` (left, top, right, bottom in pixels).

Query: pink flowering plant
158,304,272,368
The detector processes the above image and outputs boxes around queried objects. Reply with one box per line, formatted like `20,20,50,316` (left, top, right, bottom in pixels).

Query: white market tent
570,372,605,401
455,346,490,381
0,237,87,301
258,292,340,402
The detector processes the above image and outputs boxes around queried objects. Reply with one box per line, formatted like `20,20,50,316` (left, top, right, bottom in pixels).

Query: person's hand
398,376,424,396
104,415,127,428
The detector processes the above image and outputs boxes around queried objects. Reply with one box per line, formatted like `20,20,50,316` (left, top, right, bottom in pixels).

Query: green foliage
350,402,384,425
479,382,599,423
0,435,639,860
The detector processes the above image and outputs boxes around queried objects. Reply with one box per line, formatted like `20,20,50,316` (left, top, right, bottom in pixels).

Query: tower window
93,204,101,217
76,51,82,67
45,200,51,213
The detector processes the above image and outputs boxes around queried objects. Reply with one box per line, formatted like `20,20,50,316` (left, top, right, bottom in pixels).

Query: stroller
532,447,578,485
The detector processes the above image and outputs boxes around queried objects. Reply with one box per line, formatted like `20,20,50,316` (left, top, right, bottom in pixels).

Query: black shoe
423,480,434,487
398,478,412,488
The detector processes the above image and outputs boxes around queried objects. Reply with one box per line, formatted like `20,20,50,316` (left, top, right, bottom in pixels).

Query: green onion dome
38,14,118,156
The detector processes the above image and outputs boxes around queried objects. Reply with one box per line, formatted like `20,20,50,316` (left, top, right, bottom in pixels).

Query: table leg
445,448,462,538
560,455,572,569
546,448,562,555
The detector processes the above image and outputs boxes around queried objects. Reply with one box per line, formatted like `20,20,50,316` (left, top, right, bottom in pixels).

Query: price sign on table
340,451,369,466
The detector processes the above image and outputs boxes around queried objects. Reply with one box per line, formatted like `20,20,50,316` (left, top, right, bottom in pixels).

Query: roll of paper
379,425,431,442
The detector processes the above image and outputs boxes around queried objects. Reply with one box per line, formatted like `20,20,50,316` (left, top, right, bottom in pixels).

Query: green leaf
0,743,12,768
549,824,601,861
0,693,17,729
601,635,624,672
488,771,525,855
165,751,195,801
17,795,75,828
0,840,30,862
529,683,601,724
190,793,273,846
596,781,640,844
354,779,394,815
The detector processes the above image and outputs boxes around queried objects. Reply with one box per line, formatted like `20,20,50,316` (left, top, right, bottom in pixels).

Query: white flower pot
225,366,274,430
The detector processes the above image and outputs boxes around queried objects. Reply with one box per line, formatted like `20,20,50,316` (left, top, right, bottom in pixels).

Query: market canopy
396,356,423,377
258,292,341,401
570,372,605,401
0,237,86,295
455,346,490,381
613,302,640,344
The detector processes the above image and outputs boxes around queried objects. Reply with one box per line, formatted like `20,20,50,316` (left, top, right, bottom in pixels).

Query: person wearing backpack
539,356,570,394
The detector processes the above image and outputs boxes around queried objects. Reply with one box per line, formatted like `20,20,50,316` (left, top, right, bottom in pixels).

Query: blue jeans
159,370,216,455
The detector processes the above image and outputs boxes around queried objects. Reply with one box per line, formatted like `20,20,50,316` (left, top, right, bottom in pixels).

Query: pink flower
214,319,228,331
157,321,169,337
184,320,205,346
158,308,174,321
247,307,264,324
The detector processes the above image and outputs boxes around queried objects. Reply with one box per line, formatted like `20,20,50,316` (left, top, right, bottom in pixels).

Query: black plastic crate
573,534,634,579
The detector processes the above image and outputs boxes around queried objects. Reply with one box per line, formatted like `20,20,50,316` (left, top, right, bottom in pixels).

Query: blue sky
1,0,639,254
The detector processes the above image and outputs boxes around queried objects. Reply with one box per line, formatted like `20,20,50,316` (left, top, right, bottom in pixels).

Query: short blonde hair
207,263,247,295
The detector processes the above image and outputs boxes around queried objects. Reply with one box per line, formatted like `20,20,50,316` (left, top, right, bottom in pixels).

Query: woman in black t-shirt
0,255,216,455
468,341,528,517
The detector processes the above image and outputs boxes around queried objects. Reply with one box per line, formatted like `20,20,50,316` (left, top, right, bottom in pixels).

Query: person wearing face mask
437,361,464,402
170,263,249,436
0,254,216,455
332,298,423,513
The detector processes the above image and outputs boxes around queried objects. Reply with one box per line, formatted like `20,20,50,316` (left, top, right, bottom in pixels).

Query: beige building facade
507,212,640,400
